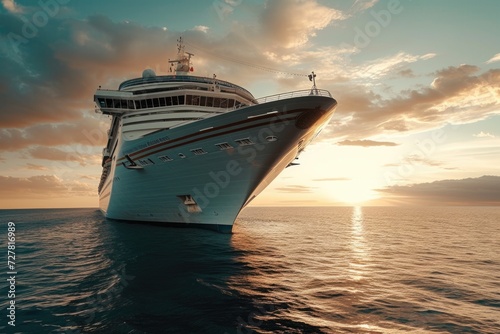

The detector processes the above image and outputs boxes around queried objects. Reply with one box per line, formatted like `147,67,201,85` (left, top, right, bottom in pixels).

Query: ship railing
255,89,332,104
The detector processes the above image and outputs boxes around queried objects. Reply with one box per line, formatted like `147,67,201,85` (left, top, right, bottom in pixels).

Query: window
215,142,233,150
146,99,153,108
106,98,113,108
165,96,172,106
190,148,207,155
158,155,173,162
178,95,185,105
140,99,147,109
220,98,228,108
191,96,200,106
128,100,135,109
206,97,213,107
186,95,193,105
135,100,141,109
159,97,166,107
137,158,155,166
200,96,206,106
120,100,128,108
213,98,221,108
235,138,254,146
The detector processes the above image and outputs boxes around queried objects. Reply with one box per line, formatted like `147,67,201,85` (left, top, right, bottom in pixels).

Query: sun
327,180,378,205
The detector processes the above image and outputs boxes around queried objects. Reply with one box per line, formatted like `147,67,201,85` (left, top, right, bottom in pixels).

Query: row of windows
97,95,248,110
132,139,253,166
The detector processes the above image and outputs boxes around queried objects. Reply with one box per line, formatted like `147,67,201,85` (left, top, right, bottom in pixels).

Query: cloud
260,0,346,48
473,131,495,138
213,0,238,20
327,65,500,139
337,139,399,147
377,175,500,205
348,0,379,14
192,25,209,33
1,0,22,13
275,185,315,193
0,117,108,152
397,68,415,78
402,155,443,167
28,146,99,166
79,174,99,181
1,9,338,129
24,163,49,171
356,52,436,80
312,177,351,181
0,14,180,128
0,4,498,210
386,154,459,170
486,53,500,64
0,175,95,198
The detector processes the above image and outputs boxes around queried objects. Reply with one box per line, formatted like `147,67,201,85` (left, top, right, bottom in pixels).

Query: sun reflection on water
349,206,370,281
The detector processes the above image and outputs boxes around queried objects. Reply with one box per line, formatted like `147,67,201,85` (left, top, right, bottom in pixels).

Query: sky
0,0,499,208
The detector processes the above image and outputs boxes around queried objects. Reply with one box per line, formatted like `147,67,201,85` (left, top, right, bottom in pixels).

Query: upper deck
119,74,254,99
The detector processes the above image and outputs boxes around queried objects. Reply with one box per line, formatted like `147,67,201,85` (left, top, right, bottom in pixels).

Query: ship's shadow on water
69,216,315,334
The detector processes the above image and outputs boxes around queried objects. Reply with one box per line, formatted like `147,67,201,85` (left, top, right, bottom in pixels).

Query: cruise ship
94,38,337,232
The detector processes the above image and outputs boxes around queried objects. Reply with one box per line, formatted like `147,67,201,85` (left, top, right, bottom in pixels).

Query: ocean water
0,206,499,334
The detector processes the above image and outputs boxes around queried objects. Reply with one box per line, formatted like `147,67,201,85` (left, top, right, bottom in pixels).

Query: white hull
99,95,336,232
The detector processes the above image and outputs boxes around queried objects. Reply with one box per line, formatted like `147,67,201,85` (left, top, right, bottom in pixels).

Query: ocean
0,206,499,333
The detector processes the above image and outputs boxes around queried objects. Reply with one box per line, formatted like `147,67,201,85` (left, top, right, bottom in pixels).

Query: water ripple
0,206,499,333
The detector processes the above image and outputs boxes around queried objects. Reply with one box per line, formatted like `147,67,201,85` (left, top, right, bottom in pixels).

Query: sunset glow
1,0,499,208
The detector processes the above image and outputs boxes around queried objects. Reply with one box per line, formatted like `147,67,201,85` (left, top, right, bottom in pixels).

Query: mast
168,37,194,75
308,71,318,95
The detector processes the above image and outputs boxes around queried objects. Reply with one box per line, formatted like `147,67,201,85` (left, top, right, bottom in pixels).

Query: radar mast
168,37,194,75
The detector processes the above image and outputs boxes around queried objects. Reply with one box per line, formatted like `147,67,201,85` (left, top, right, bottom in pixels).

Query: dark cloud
0,5,342,129
397,69,415,78
0,13,175,128
28,146,99,166
337,139,399,147
377,175,500,205
0,117,108,152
